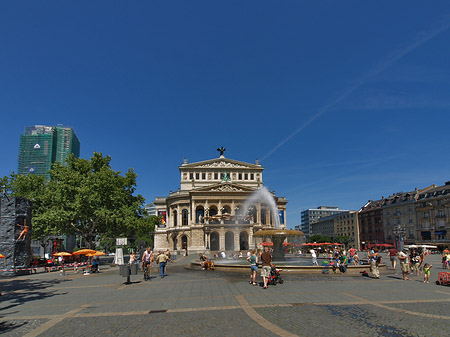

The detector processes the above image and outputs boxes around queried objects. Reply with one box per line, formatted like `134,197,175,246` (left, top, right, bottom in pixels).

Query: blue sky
1,1,450,228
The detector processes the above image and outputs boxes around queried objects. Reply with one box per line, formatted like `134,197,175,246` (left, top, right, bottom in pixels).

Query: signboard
158,211,166,225
114,248,124,265
116,238,127,246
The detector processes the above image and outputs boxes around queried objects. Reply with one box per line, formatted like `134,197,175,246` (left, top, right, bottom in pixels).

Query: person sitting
91,258,99,273
199,253,209,269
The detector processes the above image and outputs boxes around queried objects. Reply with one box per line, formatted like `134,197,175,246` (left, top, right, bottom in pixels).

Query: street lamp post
393,225,406,251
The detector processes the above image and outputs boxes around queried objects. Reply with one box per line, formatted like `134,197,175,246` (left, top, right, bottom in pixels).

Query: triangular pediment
192,182,257,193
180,157,261,170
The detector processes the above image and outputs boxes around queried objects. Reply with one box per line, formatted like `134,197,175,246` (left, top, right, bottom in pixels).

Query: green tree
37,152,151,248
308,234,332,243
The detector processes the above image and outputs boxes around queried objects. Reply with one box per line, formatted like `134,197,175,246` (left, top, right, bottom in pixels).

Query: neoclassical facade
153,153,287,254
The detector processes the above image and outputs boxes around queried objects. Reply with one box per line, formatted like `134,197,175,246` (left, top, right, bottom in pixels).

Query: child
423,263,432,283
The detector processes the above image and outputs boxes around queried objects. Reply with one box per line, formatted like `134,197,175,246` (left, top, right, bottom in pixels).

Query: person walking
247,249,258,285
387,247,398,271
156,250,172,278
129,252,137,265
310,248,318,266
260,246,272,289
368,248,381,279
398,248,409,281
410,249,421,276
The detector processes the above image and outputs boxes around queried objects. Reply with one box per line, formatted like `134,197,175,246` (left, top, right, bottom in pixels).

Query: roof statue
217,146,226,156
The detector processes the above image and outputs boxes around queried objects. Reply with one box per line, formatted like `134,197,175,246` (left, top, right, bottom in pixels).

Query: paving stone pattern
1,253,450,336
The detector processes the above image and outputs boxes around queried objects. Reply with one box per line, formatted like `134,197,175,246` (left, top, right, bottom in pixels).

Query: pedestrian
410,250,421,276
260,246,272,289
165,249,172,271
348,246,357,264
142,247,153,280
310,249,318,266
156,250,172,278
368,248,381,279
353,251,360,265
423,263,432,283
129,252,137,265
247,249,258,285
398,248,409,281
387,246,398,271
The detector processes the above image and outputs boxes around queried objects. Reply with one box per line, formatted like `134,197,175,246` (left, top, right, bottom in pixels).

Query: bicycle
143,263,150,281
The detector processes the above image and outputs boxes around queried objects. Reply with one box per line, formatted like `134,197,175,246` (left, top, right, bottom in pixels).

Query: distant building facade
18,125,80,180
358,199,384,249
299,206,344,237
311,210,360,248
382,185,436,246
153,153,287,254
144,203,157,216
416,182,450,243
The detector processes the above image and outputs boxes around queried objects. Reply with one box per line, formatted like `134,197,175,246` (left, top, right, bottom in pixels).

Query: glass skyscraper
18,125,80,180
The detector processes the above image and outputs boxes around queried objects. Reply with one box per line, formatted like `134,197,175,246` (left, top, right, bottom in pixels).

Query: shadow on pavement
0,278,69,313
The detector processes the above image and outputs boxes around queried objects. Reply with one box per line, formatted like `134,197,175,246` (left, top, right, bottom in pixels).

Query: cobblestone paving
1,254,450,336
43,310,272,337
0,319,50,337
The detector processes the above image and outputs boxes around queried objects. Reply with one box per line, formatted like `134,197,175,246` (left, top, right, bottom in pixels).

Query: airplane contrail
261,14,450,162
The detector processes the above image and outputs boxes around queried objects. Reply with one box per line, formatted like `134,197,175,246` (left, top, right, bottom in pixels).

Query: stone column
248,229,254,250
256,203,261,224
219,228,225,251
234,229,240,251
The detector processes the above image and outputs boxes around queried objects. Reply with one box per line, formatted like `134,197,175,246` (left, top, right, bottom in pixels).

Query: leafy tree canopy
2,153,153,249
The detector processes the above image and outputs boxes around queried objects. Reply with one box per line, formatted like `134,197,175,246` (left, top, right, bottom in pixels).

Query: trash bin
119,264,130,277
130,263,138,275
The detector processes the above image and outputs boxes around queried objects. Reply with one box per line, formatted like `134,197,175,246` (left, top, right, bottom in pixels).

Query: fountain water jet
240,187,280,228
240,187,304,260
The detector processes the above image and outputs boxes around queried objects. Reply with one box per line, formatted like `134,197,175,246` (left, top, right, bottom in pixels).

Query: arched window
182,209,189,226
209,206,218,224
247,205,257,224
210,232,220,251
222,205,232,224
240,232,249,250
181,235,188,250
173,210,178,227
196,206,204,223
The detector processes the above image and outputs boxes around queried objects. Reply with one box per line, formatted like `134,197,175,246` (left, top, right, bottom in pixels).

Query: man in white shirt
310,249,318,266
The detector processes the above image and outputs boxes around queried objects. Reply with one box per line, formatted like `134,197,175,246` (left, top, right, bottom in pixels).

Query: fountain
240,187,303,260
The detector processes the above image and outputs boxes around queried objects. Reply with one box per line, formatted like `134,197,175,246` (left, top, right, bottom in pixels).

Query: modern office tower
18,125,80,180
299,206,345,237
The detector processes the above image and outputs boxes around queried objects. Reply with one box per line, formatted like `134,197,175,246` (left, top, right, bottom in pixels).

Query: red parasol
261,242,274,247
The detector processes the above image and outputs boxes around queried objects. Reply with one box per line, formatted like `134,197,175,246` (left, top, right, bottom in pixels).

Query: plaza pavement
1,253,450,337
